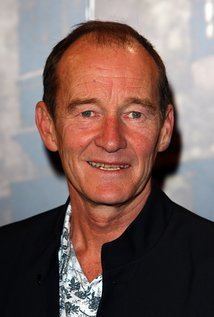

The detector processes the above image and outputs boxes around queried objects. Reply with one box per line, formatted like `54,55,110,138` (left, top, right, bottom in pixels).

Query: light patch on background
86,0,95,20
191,55,214,91
205,0,214,38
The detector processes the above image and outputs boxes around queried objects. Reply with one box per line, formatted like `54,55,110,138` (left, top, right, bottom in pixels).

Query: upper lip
87,160,130,166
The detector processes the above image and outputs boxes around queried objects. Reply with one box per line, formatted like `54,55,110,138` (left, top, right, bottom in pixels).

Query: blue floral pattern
58,204,102,316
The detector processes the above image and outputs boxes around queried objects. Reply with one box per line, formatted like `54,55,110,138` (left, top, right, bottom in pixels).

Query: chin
85,188,134,206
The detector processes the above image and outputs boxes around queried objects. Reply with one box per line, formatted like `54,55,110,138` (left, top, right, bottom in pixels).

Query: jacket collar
101,184,173,272
36,185,172,277
38,185,173,275
35,199,69,281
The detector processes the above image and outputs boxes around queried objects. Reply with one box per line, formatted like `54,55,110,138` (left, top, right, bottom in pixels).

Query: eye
128,111,144,119
81,110,94,117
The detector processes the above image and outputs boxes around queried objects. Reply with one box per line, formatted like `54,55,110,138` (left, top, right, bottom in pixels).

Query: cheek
56,124,95,158
131,127,160,159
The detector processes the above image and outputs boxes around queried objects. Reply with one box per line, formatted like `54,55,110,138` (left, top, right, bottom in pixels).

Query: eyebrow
67,97,157,114
125,97,154,107
68,98,99,110
124,97,157,113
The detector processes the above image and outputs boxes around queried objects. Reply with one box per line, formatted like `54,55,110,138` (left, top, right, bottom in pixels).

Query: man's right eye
81,110,94,117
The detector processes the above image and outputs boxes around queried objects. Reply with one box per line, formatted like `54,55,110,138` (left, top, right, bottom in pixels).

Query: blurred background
0,0,213,226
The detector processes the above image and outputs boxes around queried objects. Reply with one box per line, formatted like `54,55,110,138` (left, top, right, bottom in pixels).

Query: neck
69,181,151,252
67,181,151,281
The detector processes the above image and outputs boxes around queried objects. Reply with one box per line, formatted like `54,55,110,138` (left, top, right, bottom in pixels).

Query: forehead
56,38,159,97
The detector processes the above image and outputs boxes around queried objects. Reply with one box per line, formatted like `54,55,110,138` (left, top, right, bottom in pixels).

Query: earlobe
35,101,58,152
158,104,174,152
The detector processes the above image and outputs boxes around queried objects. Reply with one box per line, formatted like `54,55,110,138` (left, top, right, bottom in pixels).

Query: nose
94,116,127,152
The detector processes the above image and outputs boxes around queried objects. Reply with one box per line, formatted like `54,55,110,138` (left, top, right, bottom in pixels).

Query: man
0,21,214,317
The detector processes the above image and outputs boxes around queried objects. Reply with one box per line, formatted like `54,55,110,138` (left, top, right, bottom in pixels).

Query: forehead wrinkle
56,41,160,112
59,77,157,109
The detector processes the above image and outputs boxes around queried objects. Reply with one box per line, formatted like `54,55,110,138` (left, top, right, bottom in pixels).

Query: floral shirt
58,204,102,317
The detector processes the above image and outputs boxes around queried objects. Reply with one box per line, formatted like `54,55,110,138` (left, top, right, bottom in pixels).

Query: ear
157,104,174,152
35,101,58,152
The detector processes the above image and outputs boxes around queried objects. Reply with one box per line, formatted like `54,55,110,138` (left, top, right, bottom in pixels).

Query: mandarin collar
101,184,172,272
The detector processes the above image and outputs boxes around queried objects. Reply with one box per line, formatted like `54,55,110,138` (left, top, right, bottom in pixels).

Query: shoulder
153,184,214,232
169,195,214,235
0,204,66,251
0,204,67,299
162,191,214,259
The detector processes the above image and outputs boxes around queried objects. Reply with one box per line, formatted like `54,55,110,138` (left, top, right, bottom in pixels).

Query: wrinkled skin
36,39,173,218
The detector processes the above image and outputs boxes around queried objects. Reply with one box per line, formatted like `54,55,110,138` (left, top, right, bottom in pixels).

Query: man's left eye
128,111,143,119
81,110,94,117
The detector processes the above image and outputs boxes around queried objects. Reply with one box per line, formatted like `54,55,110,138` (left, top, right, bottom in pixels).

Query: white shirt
58,204,102,316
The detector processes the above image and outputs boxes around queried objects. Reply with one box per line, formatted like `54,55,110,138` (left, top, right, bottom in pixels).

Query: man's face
38,39,173,206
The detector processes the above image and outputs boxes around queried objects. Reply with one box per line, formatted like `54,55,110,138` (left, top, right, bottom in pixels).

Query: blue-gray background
0,0,214,226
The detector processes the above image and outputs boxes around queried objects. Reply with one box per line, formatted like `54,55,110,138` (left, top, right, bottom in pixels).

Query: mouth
87,161,130,171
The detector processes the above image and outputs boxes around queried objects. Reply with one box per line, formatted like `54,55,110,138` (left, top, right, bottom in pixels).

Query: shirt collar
59,203,102,284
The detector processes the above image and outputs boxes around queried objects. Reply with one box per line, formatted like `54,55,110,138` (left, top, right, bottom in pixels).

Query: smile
87,161,130,171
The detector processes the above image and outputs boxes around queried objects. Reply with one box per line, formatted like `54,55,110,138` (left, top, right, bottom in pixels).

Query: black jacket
1,186,214,317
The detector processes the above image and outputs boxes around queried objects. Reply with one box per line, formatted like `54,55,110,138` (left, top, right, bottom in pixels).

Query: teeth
88,161,129,170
